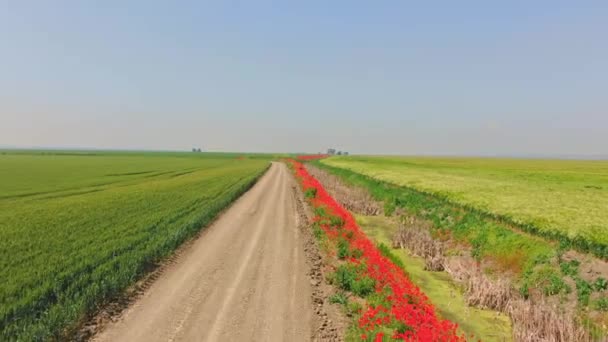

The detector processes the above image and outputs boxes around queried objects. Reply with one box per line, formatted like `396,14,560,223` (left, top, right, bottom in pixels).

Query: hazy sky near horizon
1,1,607,155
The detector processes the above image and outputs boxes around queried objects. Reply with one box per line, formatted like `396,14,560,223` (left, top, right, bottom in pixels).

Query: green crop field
321,156,608,254
0,151,270,340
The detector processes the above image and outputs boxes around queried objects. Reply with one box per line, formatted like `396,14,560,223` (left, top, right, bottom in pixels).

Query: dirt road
93,162,314,342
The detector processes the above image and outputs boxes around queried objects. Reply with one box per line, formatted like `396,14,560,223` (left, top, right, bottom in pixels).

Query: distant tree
337,151,342,155
197,148,202,153
192,148,196,152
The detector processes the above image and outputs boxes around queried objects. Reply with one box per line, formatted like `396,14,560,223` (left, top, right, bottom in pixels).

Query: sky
1,1,607,156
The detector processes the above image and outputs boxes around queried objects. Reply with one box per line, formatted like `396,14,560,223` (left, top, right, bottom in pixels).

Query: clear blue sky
1,1,607,155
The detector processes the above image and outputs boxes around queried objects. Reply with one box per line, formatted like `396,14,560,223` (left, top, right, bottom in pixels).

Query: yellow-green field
322,156,608,252
0,151,270,340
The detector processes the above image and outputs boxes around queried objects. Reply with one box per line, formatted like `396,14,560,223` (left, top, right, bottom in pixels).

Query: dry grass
305,165,382,215
392,217,444,271
392,217,595,341
464,268,512,311
508,299,591,342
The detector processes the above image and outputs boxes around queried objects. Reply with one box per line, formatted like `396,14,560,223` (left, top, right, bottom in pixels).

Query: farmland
321,156,608,256
309,156,608,339
0,151,270,340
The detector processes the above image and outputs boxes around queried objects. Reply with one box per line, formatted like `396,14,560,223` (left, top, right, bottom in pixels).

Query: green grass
321,156,608,258
0,151,270,340
356,215,513,341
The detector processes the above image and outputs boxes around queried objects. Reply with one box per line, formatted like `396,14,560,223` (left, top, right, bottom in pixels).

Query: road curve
93,162,313,342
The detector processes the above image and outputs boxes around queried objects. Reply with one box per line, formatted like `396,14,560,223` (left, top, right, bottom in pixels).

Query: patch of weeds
329,291,348,305
519,282,530,299
332,263,376,297
346,300,363,316
470,230,489,259
519,261,537,298
352,276,375,297
384,199,396,216
545,274,571,296
595,297,608,311
314,206,328,218
532,252,552,265
333,263,358,291
329,291,363,317
560,259,580,277
575,278,593,306
366,287,393,308
312,222,324,240
345,325,388,342
594,277,608,291
337,238,363,260
305,188,317,199
389,320,413,335
524,265,571,296
337,239,350,259
329,215,345,228
557,240,570,258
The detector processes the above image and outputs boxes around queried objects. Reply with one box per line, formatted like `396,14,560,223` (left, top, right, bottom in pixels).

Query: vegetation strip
289,158,463,341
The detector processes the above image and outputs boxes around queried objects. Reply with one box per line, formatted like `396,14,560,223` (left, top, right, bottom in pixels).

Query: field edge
317,159,608,260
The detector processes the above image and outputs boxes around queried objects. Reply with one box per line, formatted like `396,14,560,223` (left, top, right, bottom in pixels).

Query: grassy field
322,156,608,256
0,151,270,340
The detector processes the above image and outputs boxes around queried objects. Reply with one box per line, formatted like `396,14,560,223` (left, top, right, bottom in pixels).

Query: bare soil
292,178,349,341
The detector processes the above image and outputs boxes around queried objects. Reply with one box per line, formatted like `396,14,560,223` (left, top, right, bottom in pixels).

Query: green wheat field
0,151,270,340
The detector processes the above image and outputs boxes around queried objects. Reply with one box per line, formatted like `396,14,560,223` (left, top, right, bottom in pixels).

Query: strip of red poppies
289,159,464,341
